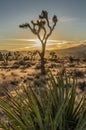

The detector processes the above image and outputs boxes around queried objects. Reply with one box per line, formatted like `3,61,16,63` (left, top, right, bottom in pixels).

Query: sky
0,0,86,50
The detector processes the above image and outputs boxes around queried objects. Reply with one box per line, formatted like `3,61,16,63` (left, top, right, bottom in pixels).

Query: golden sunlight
25,38,68,49
34,39,41,47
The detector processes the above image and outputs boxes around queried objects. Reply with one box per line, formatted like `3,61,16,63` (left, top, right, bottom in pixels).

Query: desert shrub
12,62,19,69
74,57,80,64
68,63,75,67
69,56,74,63
0,72,86,130
13,51,21,60
49,63,57,68
49,51,57,61
18,60,25,65
0,52,3,61
73,69,84,78
10,80,18,86
34,76,46,87
0,81,9,97
35,63,41,69
78,81,86,91
82,57,86,62
23,56,29,61
34,79,44,87
24,64,31,69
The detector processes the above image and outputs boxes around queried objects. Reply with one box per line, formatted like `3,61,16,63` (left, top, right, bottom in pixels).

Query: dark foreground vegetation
0,72,86,130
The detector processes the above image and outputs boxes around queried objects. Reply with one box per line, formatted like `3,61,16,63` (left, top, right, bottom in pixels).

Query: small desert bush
23,56,30,61
78,81,86,91
69,56,74,63
73,69,84,78
0,72,86,130
18,60,25,65
12,62,19,69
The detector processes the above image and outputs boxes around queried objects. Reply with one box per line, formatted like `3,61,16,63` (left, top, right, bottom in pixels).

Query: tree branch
46,22,56,41
19,23,37,34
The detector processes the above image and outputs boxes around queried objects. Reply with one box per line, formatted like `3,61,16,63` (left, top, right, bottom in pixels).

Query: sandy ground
0,51,86,95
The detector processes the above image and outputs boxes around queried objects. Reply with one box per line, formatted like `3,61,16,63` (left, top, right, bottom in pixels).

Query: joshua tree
19,10,58,74
2,52,9,65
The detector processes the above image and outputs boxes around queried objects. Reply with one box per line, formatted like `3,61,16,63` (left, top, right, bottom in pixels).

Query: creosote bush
0,72,86,130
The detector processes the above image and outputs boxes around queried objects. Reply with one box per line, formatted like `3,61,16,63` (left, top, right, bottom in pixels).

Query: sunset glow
0,38,85,50
0,0,86,50
34,39,41,47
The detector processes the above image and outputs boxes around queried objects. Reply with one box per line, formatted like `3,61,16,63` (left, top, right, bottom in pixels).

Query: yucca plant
0,72,86,130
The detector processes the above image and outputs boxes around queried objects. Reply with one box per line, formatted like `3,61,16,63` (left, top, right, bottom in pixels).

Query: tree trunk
40,44,46,74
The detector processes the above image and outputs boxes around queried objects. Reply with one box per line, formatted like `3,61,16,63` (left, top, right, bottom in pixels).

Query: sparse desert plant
2,52,9,65
23,56,30,61
0,81,9,97
49,51,57,61
0,52,3,61
10,80,18,86
78,81,86,91
69,56,80,64
73,69,84,78
49,63,57,69
13,51,21,60
0,72,86,130
19,10,58,74
18,60,25,65
26,51,37,61
31,51,38,61
82,57,86,62
35,63,41,69
27,51,33,60
12,62,19,69
69,63,76,67
69,56,74,63
75,57,80,64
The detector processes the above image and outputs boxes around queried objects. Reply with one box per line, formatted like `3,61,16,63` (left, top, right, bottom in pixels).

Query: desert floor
0,50,86,122
0,50,86,95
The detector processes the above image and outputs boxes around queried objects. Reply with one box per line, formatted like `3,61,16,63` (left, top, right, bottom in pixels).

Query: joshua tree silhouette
19,10,58,74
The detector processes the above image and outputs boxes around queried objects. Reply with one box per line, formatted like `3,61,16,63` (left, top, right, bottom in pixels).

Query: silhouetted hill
54,44,86,57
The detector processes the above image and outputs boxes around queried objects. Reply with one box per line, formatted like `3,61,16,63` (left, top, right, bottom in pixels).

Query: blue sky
0,0,86,49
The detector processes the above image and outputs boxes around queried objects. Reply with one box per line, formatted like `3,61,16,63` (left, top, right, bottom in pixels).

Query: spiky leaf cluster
19,10,58,44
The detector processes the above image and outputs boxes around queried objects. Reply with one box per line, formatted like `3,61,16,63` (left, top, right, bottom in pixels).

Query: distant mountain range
54,44,86,57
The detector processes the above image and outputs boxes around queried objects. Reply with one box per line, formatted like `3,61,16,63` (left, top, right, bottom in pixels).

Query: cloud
0,38,37,42
58,16,75,23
